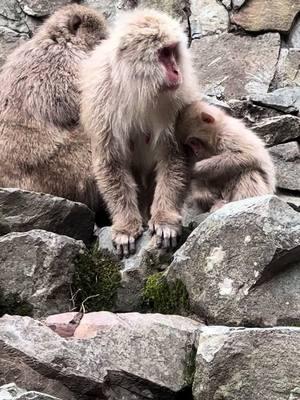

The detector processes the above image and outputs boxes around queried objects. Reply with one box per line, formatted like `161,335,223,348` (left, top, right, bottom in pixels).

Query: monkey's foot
112,225,143,258
148,219,181,250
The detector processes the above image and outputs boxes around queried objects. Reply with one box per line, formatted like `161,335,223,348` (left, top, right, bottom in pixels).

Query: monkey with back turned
0,4,107,213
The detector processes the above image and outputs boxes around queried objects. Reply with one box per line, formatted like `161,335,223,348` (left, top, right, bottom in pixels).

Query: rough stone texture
0,230,85,318
252,115,300,146
98,227,169,312
232,0,246,9
0,383,61,400
251,87,300,114
0,29,27,67
0,314,201,398
192,32,280,99
228,99,282,123
137,0,190,23
270,142,300,191
182,204,210,228
231,0,300,33
278,191,300,212
167,196,300,326
221,0,231,10
288,15,300,48
274,48,300,88
193,326,300,400
44,312,81,338
18,0,73,17
190,0,229,39
0,188,95,245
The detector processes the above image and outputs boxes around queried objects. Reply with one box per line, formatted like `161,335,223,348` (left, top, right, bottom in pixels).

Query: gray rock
228,99,282,123
136,0,190,24
0,29,27,67
0,188,95,245
167,196,300,326
193,326,300,400
0,0,30,35
0,230,85,318
278,191,300,212
231,0,300,33
18,0,73,17
232,0,246,8
82,0,120,20
252,115,300,146
221,0,231,10
270,142,300,191
250,87,300,114
0,383,61,400
274,48,300,88
182,204,210,228
288,15,300,48
98,227,170,311
192,32,280,99
190,0,229,39
0,313,201,397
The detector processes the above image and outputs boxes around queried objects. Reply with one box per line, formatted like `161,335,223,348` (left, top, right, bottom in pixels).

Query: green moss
183,344,197,386
72,246,122,312
142,272,190,315
0,291,33,317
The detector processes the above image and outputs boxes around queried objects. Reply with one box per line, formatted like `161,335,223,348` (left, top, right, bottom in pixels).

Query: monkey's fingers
150,223,180,249
113,233,137,258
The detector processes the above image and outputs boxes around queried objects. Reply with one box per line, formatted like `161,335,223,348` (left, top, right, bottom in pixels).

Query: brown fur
176,100,276,212
0,4,107,212
81,8,199,256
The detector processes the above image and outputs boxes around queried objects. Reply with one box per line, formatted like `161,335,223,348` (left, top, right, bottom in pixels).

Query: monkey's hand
148,211,182,250
112,220,143,259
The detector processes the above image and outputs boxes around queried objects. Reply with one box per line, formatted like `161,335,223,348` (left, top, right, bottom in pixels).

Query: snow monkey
176,101,276,212
81,8,199,257
0,4,107,212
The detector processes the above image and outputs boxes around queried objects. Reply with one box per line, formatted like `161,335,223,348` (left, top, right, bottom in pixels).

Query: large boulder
0,188,95,245
0,313,201,399
193,326,300,400
167,196,300,326
0,230,85,318
192,32,280,99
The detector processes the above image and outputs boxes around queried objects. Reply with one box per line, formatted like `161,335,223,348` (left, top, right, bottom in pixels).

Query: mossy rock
142,272,190,315
72,246,122,312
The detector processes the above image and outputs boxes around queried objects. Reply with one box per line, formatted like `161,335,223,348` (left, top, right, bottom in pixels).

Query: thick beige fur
81,8,199,255
0,4,107,212
176,101,276,211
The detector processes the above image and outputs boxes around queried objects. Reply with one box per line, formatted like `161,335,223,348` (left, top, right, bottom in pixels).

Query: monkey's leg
94,153,143,258
191,179,220,212
222,171,272,202
149,141,188,249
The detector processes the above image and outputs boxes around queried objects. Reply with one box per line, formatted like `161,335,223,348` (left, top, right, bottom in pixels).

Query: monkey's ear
201,112,215,124
69,14,82,34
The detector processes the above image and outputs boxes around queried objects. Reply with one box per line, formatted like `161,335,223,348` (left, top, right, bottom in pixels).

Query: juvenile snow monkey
176,101,276,212
0,5,107,212
81,8,198,257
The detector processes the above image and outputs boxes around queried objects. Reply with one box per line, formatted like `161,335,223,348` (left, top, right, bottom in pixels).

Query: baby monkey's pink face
158,43,182,90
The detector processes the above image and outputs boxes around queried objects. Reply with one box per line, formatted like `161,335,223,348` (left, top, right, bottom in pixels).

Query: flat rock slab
231,0,300,32
0,188,94,245
270,142,300,191
167,196,300,326
0,313,201,399
252,115,300,146
193,326,300,400
0,383,61,400
0,230,85,318
192,32,280,99
250,87,300,114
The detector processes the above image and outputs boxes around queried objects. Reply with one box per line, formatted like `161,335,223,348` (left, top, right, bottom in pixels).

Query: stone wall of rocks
0,1,300,400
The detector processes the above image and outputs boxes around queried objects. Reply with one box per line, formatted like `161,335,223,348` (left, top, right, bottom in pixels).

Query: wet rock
0,313,201,398
0,230,85,318
192,32,280,99
0,383,61,400
18,0,73,17
193,326,300,400
252,115,300,146
270,142,300,191
0,188,95,245
231,0,300,33
250,87,300,114
190,0,229,39
167,196,300,326
98,227,170,312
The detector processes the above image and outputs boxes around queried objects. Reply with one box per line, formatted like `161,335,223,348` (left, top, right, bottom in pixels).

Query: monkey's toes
149,223,180,249
112,233,137,258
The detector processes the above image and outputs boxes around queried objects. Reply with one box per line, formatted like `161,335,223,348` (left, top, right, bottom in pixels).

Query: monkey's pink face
158,43,182,91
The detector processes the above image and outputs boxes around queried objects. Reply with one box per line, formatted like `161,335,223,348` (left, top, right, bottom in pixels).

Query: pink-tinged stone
74,311,120,339
45,312,81,338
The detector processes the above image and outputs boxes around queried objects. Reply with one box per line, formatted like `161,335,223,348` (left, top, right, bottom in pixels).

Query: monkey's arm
193,151,258,181
149,139,189,249
93,140,143,257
